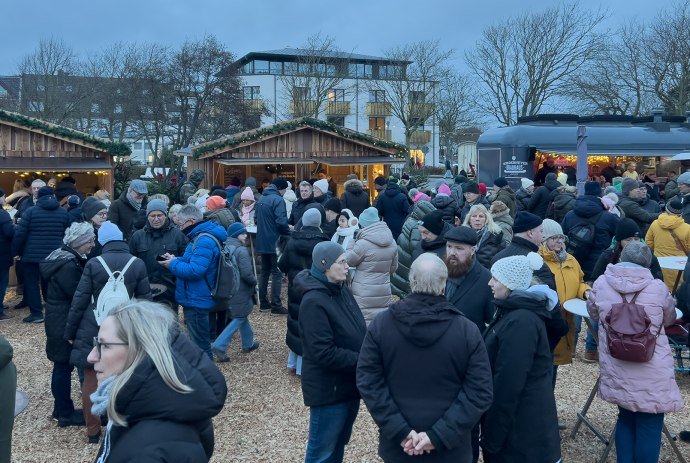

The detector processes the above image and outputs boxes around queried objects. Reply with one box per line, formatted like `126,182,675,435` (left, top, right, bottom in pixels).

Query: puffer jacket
527,177,561,218
94,328,227,463
618,196,659,237
475,228,506,269
169,220,228,310
203,207,237,229
391,201,436,297
431,194,459,225
278,227,329,356
255,185,290,254
539,247,590,366
587,263,683,414
490,186,516,217
411,222,451,262
225,237,257,319
515,187,532,212
0,208,14,268
40,246,87,364
11,195,71,262
376,182,409,240
490,201,513,245
645,213,690,292
108,190,148,241
548,187,576,223
64,241,152,368
590,245,664,284
346,221,398,323
340,179,371,218
288,195,315,226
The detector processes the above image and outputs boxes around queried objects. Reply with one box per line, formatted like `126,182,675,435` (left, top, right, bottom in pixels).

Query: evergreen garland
193,117,409,159
0,109,131,156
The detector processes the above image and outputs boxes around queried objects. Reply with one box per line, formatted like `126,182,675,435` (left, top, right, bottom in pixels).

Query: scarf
90,374,117,417
474,226,487,250
241,203,255,225
331,226,357,250
126,192,142,211
554,248,569,263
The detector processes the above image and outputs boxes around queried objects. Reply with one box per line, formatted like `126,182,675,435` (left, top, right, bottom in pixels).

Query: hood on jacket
389,293,459,347
573,195,605,218
36,194,60,211
344,179,365,195
604,263,653,294
431,194,456,209
544,178,562,192
358,221,395,247
41,246,83,279
410,201,436,221
283,189,297,203
494,289,553,321
261,184,281,198
384,182,403,197
656,212,686,230
185,219,228,242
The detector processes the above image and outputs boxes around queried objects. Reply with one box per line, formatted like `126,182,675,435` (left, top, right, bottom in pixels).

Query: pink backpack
604,291,661,363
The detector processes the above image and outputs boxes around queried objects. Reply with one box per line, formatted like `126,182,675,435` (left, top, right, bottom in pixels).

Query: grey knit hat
302,208,322,229
312,241,345,273
63,222,95,248
620,241,653,268
146,199,168,216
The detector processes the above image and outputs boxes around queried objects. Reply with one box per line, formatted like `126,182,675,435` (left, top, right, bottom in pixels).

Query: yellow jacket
646,213,690,292
539,246,590,365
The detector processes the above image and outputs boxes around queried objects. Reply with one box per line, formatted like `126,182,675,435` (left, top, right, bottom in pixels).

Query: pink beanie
437,183,451,195
240,187,254,201
413,192,430,203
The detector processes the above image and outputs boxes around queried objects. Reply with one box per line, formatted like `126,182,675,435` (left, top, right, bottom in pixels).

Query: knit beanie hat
513,211,543,234
493,176,508,188
313,179,329,195
413,192,430,203
445,225,478,246
455,175,468,184
479,183,487,195
374,176,387,188
521,178,534,189
620,241,653,268
677,172,690,185
129,179,148,194
622,177,640,196
81,197,107,222
490,252,544,291
63,222,95,248
205,196,226,211
68,195,80,207
615,218,641,242
464,181,480,194
38,186,54,198
211,189,228,199
98,221,123,245
146,198,168,216
244,176,257,187
302,208,322,228
557,173,568,186
419,210,445,236
541,219,564,241
240,187,255,201
227,222,246,238
272,177,289,190
437,183,451,196
546,172,557,182
359,207,380,228
585,181,602,197
666,197,683,215
312,241,345,273
324,198,342,214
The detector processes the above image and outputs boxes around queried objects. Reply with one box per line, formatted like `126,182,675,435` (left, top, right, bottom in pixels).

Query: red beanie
479,183,487,195
206,195,226,211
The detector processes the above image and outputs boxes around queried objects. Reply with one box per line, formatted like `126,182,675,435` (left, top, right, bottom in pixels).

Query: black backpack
566,212,602,261
192,233,241,310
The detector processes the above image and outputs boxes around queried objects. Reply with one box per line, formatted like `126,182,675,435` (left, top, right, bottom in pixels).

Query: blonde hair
463,204,501,235
106,300,192,426
94,190,111,200
149,193,170,205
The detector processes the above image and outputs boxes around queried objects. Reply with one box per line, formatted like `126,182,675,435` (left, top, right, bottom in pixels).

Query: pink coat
587,263,684,414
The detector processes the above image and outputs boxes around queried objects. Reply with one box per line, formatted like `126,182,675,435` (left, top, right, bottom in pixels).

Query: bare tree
437,73,481,162
466,3,607,126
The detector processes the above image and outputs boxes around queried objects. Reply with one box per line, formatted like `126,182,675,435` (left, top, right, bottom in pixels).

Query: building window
132,142,143,150
294,87,311,101
0,87,7,97
409,91,426,103
241,62,252,74
328,88,345,102
378,64,402,79
253,60,269,74
370,90,386,102
369,117,386,130
269,61,283,75
243,86,261,100
65,84,73,92
349,63,372,78
327,116,345,126
29,101,45,112
91,103,100,114
114,104,123,114
284,62,297,75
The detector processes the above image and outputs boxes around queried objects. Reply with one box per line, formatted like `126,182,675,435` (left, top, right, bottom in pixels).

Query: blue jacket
169,220,228,310
376,182,409,240
12,195,71,262
255,185,289,254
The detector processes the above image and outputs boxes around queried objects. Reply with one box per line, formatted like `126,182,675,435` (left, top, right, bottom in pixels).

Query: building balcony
290,100,319,116
409,130,432,145
407,102,434,119
368,129,392,141
366,102,392,116
326,101,350,116
244,99,265,113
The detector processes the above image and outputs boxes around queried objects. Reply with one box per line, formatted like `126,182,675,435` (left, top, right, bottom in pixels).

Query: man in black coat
534,159,556,187
108,179,149,241
527,172,561,218
376,180,409,240
340,178,371,219
289,181,316,226
357,253,493,463
412,210,451,262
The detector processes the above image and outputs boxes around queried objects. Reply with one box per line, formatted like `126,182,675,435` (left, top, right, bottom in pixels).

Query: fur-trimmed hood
490,200,510,220
344,178,365,194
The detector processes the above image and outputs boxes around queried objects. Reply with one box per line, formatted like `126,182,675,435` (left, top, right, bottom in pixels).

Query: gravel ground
2,288,689,463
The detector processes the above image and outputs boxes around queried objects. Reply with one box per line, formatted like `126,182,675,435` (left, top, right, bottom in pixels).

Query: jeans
212,317,254,352
287,350,302,375
51,362,75,418
184,307,212,360
209,311,229,341
305,400,359,463
0,266,8,315
615,407,664,463
22,262,46,317
259,253,282,309
573,315,598,352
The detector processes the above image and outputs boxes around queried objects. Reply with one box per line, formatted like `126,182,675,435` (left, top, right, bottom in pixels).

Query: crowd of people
0,165,688,463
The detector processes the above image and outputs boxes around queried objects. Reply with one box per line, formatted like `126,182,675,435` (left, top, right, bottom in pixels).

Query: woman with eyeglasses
298,241,367,463
87,300,227,463
81,197,109,258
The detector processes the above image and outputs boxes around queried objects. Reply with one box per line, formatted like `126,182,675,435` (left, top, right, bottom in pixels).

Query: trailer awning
215,158,312,165
312,156,406,165
0,158,112,171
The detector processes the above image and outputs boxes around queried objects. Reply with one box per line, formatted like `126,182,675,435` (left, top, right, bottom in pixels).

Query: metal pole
576,125,589,196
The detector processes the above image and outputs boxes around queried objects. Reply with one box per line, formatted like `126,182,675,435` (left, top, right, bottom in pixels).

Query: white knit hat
521,178,534,189
313,179,329,194
490,252,543,290
541,219,564,241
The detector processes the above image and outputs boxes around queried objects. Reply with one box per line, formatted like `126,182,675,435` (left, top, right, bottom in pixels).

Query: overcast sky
0,0,669,75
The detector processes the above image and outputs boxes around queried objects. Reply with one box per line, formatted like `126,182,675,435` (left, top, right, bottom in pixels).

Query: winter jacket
645,213,690,292
391,201,435,297
680,192,690,225
539,247,590,365
288,195,315,226
168,220,228,310
527,177,561,219
64,241,151,368
0,209,14,268
590,246,664,284
225,237,257,319
108,190,148,242
255,185,289,254
475,228,506,269
445,258,495,333
346,221,398,323
515,188,532,212
459,197,490,223
411,222,452,262
11,195,70,262
278,227,329,355
376,182,409,240
482,290,562,463
587,263,683,414
664,179,679,201
298,272,367,407
225,185,240,203
548,187,576,223
203,207,237,230
340,179,371,219
129,220,188,304
95,328,227,463
618,196,659,237
562,195,619,279
490,202,513,245
431,194,459,224
450,183,466,210
283,188,297,218
40,246,87,364
357,293,493,463
490,186,516,217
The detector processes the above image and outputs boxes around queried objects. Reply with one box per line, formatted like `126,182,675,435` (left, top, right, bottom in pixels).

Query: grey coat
225,237,257,318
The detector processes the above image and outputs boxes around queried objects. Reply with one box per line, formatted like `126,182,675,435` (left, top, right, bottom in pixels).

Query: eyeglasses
547,236,566,242
92,337,128,359
96,211,108,218
148,213,166,220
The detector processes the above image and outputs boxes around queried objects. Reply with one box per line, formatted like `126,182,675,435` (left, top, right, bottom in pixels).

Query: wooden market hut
0,110,129,196
178,118,408,197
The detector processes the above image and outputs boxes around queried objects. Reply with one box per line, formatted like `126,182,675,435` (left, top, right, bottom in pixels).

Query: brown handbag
604,291,661,363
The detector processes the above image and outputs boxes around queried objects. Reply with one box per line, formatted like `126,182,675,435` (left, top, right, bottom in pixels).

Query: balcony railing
290,100,319,116
326,101,350,116
407,102,434,119
368,129,392,141
244,99,265,113
409,130,432,145
366,101,392,116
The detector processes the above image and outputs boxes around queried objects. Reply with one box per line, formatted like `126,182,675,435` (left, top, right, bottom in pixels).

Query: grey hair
149,193,170,204
463,204,501,235
410,253,448,295
176,204,203,222
31,179,46,187
168,204,183,217
298,181,312,189
105,300,192,426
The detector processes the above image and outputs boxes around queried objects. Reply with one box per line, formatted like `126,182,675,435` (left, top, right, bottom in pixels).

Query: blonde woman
87,300,227,461
462,204,506,268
